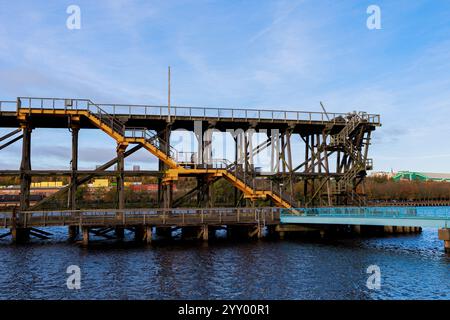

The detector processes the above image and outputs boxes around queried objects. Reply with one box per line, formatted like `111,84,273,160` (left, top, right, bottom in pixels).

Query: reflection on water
0,227,448,299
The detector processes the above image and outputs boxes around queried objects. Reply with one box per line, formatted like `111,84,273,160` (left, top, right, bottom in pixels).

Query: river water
0,226,448,300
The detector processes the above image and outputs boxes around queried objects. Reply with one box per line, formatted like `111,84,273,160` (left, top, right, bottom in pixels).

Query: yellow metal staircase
17,98,297,208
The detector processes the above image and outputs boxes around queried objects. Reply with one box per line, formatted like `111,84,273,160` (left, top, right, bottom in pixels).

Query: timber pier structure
0,96,447,251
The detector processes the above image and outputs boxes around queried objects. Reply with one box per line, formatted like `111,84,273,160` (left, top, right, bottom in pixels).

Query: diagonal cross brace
30,144,143,210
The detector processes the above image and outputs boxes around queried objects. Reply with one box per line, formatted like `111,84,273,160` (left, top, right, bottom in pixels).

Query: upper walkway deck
0,97,381,132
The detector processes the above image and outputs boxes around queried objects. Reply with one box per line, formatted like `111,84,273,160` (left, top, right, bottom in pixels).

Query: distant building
133,165,140,171
370,171,395,179
92,179,109,188
392,171,450,182
31,181,64,188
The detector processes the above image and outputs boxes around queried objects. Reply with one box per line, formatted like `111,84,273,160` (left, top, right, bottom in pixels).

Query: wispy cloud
1,1,450,173
249,0,304,43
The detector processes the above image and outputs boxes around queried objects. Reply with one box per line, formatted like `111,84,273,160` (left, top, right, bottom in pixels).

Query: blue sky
1,0,450,172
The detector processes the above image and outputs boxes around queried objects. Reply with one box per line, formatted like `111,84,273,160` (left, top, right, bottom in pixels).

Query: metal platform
281,206,450,228
0,96,381,210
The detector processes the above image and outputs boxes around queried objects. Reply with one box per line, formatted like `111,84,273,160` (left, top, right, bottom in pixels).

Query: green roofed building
392,171,450,182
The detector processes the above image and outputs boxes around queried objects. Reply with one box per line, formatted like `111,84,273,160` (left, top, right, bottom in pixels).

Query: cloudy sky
1,0,450,172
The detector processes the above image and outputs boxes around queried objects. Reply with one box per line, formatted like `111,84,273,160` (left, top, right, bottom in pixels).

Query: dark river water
0,227,448,300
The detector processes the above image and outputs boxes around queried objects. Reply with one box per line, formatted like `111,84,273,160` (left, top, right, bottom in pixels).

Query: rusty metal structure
0,97,380,213
3,98,449,254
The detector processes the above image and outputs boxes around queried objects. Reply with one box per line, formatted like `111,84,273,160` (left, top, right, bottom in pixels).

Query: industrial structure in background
0,97,380,211
370,170,450,182
0,96,384,243
0,96,449,252
392,171,450,182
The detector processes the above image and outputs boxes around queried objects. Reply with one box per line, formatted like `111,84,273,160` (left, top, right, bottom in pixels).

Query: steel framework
0,97,380,213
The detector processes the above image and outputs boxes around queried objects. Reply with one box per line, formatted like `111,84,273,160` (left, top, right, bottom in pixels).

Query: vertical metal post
116,144,126,212
303,134,309,205
159,127,173,209
19,123,32,213
69,124,79,210
168,66,171,123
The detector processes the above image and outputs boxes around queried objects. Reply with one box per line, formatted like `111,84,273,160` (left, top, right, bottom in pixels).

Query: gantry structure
0,97,381,212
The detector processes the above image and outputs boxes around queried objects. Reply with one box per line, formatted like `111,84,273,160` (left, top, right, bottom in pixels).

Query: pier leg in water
228,225,249,239
134,226,145,242
82,227,89,246
115,227,125,240
248,225,260,239
181,227,199,240
155,227,172,239
319,229,326,239
11,227,30,244
438,228,450,253
352,225,362,235
68,226,79,240
144,226,152,244
200,225,209,241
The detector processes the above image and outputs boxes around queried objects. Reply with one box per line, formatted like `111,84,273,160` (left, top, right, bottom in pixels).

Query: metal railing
91,104,381,124
88,102,125,135
16,97,126,135
0,207,280,228
223,162,299,207
18,97,91,110
176,151,199,164
124,127,178,159
16,97,381,124
281,206,450,219
330,112,368,146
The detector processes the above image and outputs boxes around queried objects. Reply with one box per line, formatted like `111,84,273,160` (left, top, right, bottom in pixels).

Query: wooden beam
29,144,143,209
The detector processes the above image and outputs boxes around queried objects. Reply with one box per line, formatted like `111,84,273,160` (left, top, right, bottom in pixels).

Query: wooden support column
11,227,30,243
115,227,124,240
158,127,173,209
82,227,89,246
233,135,242,206
303,134,309,204
116,143,127,236
438,228,450,253
68,225,79,240
352,225,362,235
248,224,264,239
196,122,213,207
155,227,172,238
201,225,209,241
144,226,152,244
134,226,145,242
116,143,127,211
285,129,295,202
16,120,32,242
19,123,32,213
116,145,126,232
197,175,212,207
11,207,29,243
69,120,79,210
